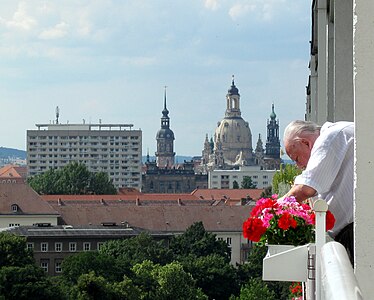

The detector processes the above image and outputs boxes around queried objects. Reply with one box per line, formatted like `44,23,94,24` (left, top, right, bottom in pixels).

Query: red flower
278,212,298,230
250,198,274,217
309,211,335,231
326,210,336,231
243,218,267,242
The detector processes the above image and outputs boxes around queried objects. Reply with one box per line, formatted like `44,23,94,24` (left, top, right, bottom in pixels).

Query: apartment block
27,123,142,189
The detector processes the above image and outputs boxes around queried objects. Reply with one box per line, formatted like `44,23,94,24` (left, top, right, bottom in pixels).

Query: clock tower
155,87,175,168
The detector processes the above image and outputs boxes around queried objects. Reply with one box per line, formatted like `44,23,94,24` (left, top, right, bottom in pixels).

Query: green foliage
232,180,240,189
272,164,301,196
181,254,239,300
61,251,122,284
232,278,276,300
239,244,290,300
0,265,63,300
0,233,34,268
241,176,257,189
28,161,117,195
71,271,116,300
169,222,231,262
99,233,174,274
131,260,207,300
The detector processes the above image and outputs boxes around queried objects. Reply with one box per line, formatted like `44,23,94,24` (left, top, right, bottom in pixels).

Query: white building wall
308,0,354,124
209,166,275,189
0,215,58,228
216,231,250,265
353,0,374,296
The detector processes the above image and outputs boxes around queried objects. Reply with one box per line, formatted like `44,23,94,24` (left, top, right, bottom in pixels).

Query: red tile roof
49,203,252,232
191,188,263,202
0,183,59,215
0,165,27,178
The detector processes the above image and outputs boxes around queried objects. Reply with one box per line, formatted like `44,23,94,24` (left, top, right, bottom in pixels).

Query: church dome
156,128,174,140
215,117,252,164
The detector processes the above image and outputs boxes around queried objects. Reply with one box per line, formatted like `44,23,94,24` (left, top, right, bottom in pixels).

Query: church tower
214,76,254,166
265,104,281,159
155,87,175,168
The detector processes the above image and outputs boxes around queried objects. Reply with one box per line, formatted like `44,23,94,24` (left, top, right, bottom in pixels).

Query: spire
162,86,169,117
227,75,239,96
270,103,276,120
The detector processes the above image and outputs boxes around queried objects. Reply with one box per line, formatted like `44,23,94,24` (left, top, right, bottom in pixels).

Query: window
41,242,48,252
226,237,232,246
217,237,223,241
40,261,48,272
55,262,62,273
11,204,19,212
263,175,268,179
55,242,62,252
83,242,91,251
9,223,20,227
69,242,77,252
27,243,34,251
97,242,104,251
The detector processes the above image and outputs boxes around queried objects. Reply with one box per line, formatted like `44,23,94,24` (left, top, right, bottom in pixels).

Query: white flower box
262,244,309,282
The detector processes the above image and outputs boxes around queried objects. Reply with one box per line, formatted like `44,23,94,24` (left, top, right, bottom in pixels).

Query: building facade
208,166,276,189
142,158,208,193
306,0,354,124
27,123,142,189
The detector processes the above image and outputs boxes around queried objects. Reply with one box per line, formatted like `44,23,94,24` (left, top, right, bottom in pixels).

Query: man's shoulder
321,121,354,134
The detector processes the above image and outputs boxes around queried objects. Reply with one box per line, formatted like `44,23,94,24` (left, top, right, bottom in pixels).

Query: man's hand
280,184,317,203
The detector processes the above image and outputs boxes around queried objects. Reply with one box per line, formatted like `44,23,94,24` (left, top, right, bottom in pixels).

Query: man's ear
301,138,311,149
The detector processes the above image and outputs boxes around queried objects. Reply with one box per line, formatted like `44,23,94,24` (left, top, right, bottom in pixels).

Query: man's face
285,138,312,170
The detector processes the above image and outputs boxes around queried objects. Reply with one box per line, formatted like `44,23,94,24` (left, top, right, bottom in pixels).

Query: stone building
142,89,208,193
200,77,282,172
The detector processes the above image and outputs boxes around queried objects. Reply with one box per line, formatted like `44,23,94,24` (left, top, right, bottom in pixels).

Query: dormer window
11,204,19,213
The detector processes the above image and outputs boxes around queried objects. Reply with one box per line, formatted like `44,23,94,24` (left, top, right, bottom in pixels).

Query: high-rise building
27,123,142,189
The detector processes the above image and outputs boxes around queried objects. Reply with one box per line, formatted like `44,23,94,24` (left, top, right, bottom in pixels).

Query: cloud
39,22,69,39
0,1,37,31
205,0,220,11
229,3,256,21
228,0,290,22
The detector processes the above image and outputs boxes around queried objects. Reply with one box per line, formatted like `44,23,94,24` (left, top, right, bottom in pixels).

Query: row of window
213,175,269,179
27,242,105,253
40,260,62,273
29,135,139,141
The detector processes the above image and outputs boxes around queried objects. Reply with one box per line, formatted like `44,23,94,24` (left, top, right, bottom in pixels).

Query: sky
0,0,311,157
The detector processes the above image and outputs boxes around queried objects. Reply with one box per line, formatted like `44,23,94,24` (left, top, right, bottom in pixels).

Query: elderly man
282,120,354,263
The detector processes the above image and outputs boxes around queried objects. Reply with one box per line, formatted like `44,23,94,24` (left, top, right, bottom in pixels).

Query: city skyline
0,1,311,157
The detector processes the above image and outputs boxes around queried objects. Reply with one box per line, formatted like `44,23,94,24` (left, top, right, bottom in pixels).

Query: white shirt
294,122,354,237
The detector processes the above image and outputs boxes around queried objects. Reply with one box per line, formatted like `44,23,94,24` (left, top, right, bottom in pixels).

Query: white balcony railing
263,199,363,300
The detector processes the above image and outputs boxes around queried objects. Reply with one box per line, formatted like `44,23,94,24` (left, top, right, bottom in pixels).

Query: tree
131,260,207,300
99,233,174,273
169,222,231,262
241,176,257,189
28,161,117,195
0,265,63,300
232,278,276,300
0,233,34,268
181,254,239,300
272,164,301,196
70,271,116,300
232,180,239,189
61,251,122,284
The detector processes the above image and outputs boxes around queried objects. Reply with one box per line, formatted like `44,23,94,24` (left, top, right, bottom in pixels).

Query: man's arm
282,184,317,203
